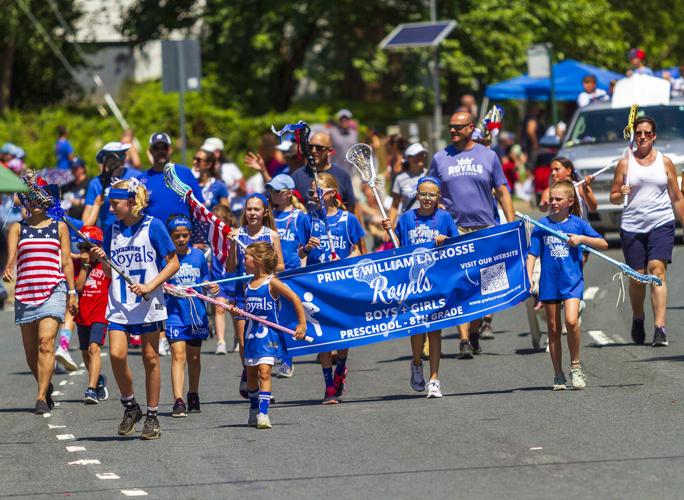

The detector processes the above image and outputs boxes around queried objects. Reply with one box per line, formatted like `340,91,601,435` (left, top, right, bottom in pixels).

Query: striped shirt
15,220,65,305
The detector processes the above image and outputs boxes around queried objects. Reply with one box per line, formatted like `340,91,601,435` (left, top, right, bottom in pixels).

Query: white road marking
68,381,74,385
79,362,86,368
69,459,101,465
59,380,68,386
588,330,614,345
43,413,52,418
583,287,599,300
52,391,63,396
54,402,61,407
529,446,543,451
121,489,148,497
68,369,86,376
96,473,120,480
66,446,86,452
56,434,75,441
48,424,66,429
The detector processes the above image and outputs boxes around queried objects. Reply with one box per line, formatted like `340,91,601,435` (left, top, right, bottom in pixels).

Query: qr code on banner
480,263,509,295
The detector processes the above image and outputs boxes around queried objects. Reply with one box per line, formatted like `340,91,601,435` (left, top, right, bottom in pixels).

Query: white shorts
244,356,275,367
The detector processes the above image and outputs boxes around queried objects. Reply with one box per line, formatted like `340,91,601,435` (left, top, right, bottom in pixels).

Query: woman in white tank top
610,116,684,348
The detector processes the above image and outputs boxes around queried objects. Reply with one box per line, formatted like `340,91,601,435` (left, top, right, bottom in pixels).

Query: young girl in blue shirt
526,180,607,391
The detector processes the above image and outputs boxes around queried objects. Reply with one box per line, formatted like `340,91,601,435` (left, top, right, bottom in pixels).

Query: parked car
556,98,684,232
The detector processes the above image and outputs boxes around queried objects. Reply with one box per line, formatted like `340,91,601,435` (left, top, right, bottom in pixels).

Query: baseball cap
96,142,131,163
149,132,171,146
201,137,224,152
335,108,353,120
275,140,293,152
71,157,86,169
80,225,104,245
405,143,427,157
628,48,646,61
265,174,295,191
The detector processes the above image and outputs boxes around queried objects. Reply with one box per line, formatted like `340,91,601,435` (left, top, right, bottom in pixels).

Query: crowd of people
0,95,680,438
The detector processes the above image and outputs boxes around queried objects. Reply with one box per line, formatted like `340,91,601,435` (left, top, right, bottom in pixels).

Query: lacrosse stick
186,275,254,288
622,104,639,207
346,143,400,248
162,163,247,251
272,121,337,260
573,161,616,188
163,284,313,342
516,211,662,286
19,171,150,299
481,105,504,141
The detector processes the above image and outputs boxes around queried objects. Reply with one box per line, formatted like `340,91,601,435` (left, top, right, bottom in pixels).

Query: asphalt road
2,243,684,499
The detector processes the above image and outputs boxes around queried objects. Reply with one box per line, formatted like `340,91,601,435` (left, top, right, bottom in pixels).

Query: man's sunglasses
449,123,472,131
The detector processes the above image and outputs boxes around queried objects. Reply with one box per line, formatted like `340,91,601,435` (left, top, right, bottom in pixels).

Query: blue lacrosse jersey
235,226,277,304
395,208,457,246
165,248,209,338
243,276,285,359
297,209,365,265
528,214,602,301
274,209,304,270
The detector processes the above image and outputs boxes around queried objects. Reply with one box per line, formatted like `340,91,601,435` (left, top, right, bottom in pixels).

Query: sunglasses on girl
308,188,334,197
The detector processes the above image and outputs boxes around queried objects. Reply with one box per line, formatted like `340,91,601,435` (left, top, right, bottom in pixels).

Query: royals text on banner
278,221,530,356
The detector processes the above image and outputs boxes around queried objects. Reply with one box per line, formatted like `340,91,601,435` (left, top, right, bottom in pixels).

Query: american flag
187,195,232,267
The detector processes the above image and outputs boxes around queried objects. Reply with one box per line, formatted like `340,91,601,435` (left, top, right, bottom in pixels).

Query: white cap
201,137,224,152
335,108,353,120
275,140,293,152
405,143,427,157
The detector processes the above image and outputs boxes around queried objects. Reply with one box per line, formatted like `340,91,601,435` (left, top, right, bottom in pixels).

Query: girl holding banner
382,176,457,398
526,180,607,391
297,173,365,404
227,193,284,399
242,242,307,429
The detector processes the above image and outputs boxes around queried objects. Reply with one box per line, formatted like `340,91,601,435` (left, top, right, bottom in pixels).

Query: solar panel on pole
379,21,456,50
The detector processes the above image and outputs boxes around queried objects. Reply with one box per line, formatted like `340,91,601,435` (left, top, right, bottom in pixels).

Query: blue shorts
15,281,66,325
108,321,164,335
166,324,209,342
620,221,675,270
77,322,107,350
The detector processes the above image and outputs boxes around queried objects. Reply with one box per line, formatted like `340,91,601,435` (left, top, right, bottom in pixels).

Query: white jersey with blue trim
243,276,284,359
106,215,167,324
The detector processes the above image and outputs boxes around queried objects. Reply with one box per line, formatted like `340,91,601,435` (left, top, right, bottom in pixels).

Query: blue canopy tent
484,59,622,101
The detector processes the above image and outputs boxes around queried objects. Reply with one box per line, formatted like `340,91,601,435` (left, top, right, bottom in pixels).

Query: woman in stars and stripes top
2,187,77,414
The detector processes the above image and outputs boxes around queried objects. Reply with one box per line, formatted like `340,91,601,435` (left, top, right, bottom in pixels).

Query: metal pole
548,43,558,126
176,41,187,165
431,0,442,152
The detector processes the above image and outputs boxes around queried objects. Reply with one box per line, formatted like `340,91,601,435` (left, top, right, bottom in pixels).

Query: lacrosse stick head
163,283,198,298
163,163,192,201
352,258,388,290
409,247,437,282
482,105,504,140
19,170,65,219
621,265,663,286
346,143,376,185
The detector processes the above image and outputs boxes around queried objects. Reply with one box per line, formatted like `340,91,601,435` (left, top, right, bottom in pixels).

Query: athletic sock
248,391,259,409
258,392,271,415
633,315,645,321
147,407,158,418
335,357,347,376
322,367,334,388
120,394,137,408
59,328,72,350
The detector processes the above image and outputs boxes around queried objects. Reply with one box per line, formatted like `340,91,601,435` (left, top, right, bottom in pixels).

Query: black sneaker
46,382,54,410
35,399,50,414
141,415,161,440
118,404,143,436
631,317,646,345
470,332,482,355
96,375,109,401
187,392,201,413
459,341,474,359
652,327,669,347
172,399,187,418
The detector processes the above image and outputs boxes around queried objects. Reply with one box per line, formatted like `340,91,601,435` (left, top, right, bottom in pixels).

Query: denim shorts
15,281,67,325
77,322,107,350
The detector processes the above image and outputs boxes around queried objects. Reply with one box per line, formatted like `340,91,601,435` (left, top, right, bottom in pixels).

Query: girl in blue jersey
90,178,180,440
382,176,456,398
266,174,307,378
227,193,284,398
165,215,220,417
526,180,607,391
297,173,365,404
243,241,307,429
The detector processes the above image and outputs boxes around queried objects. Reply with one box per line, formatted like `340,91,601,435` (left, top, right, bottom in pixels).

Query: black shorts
77,322,107,350
620,221,675,270
168,338,203,348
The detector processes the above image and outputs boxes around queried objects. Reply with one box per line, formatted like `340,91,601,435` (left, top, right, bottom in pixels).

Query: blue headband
108,188,135,200
166,215,192,231
245,192,269,207
417,176,441,188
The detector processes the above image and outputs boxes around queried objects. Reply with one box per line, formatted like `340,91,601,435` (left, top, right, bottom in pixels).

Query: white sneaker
158,337,171,356
410,362,425,392
426,379,443,398
248,408,258,427
256,413,272,429
276,363,294,378
215,341,227,355
570,364,587,390
55,346,78,371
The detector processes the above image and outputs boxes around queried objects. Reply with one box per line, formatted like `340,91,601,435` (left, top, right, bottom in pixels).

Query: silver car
557,99,684,232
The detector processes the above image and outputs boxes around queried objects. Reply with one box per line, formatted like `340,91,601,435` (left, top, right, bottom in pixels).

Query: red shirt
75,261,110,326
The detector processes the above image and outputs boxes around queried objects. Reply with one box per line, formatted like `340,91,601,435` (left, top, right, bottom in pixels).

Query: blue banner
279,221,531,357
